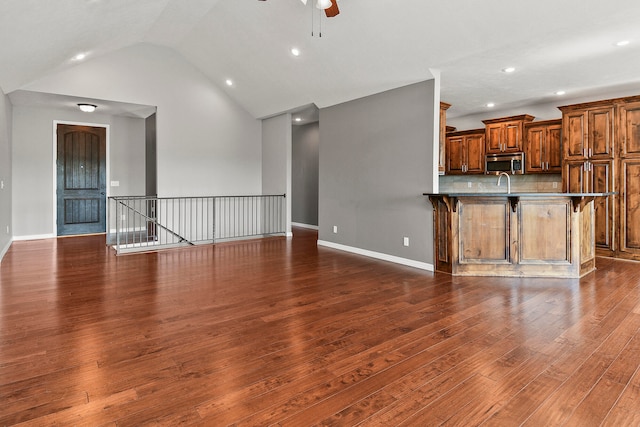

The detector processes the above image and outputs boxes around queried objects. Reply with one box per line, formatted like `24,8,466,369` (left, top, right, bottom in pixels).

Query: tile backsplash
439,174,562,193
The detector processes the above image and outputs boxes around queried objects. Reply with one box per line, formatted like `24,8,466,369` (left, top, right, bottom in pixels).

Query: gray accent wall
11,106,145,237
0,90,12,261
318,80,437,266
262,114,291,233
292,122,319,227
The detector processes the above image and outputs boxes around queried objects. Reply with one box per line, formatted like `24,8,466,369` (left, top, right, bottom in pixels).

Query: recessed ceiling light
486,102,495,108
291,48,301,56
502,67,516,73
225,79,233,86
555,90,566,96
616,40,630,46
294,117,302,122
72,53,87,61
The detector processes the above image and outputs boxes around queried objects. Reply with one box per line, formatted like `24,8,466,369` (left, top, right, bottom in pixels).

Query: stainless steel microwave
485,152,525,175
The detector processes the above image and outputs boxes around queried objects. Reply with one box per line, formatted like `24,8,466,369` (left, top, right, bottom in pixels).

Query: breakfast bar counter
424,192,613,278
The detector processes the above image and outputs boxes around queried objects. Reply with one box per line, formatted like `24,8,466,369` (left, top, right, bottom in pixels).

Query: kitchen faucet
497,172,511,194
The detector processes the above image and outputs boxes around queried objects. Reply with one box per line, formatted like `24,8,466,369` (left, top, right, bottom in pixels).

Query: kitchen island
424,192,613,278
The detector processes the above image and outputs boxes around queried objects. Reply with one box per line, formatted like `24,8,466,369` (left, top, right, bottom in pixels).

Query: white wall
11,106,145,238
0,90,12,261
23,43,262,198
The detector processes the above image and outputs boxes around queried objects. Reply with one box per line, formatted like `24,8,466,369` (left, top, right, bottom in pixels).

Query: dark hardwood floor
1,227,640,426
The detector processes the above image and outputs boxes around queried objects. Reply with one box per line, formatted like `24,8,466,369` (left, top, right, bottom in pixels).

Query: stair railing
107,194,286,254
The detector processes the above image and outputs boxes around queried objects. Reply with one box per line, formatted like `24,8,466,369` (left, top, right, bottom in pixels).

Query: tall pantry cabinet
560,95,640,261
617,100,640,259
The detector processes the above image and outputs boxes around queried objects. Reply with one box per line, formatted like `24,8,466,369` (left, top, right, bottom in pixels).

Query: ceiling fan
258,0,340,18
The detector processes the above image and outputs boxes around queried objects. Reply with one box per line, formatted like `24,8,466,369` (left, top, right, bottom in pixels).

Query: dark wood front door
56,124,106,236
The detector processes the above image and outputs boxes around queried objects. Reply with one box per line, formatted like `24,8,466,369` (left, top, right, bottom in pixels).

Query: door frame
52,120,110,236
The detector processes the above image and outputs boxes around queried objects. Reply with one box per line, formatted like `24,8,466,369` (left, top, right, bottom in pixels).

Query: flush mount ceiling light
295,117,302,122
78,103,97,113
616,40,630,46
291,47,301,56
502,67,516,73
225,79,234,86
555,90,566,96
486,102,495,108
72,52,87,61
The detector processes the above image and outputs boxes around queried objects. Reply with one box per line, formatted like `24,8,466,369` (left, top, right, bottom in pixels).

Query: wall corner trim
0,238,12,263
292,222,319,231
317,240,434,272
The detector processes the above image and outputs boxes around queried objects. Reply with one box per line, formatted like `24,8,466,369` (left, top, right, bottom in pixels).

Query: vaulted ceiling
1,0,640,120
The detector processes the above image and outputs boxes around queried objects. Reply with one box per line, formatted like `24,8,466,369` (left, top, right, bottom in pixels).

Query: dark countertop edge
423,192,617,197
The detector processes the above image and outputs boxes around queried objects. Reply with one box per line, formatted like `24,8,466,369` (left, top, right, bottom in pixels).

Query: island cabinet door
619,159,640,259
518,200,571,264
457,199,510,264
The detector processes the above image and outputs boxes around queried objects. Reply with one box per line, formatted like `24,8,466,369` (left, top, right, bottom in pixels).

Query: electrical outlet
467,181,472,188
403,237,409,247
333,225,338,234
1,180,4,189
553,181,558,189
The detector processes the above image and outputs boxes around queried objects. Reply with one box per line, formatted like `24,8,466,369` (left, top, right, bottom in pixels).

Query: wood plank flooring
2,227,640,426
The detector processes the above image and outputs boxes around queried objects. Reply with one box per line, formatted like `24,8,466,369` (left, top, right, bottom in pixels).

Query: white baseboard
0,238,12,263
13,233,56,241
292,222,319,230
317,240,434,272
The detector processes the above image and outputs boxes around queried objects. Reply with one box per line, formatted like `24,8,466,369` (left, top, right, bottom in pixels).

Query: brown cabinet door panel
525,126,544,172
466,134,486,173
504,122,521,152
563,112,586,159
620,102,640,158
620,160,640,253
446,136,464,174
588,107,614,158
485,125,503,153
591,160,614,251
563,161,587,193
547,125,563,172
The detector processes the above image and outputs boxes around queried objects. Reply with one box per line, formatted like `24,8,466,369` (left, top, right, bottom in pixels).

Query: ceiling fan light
78,103,97,113
316,0,331,10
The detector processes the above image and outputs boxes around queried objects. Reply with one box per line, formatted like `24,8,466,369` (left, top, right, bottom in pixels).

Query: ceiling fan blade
324,0,339,17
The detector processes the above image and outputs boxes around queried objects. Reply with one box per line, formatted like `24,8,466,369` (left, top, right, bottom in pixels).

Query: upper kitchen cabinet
559,102,615,160
524,119,562,174
618,100,640,158
446,129,485,175
483,115,534,154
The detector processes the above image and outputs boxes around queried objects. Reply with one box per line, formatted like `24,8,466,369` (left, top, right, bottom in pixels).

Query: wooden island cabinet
425,193,610,278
